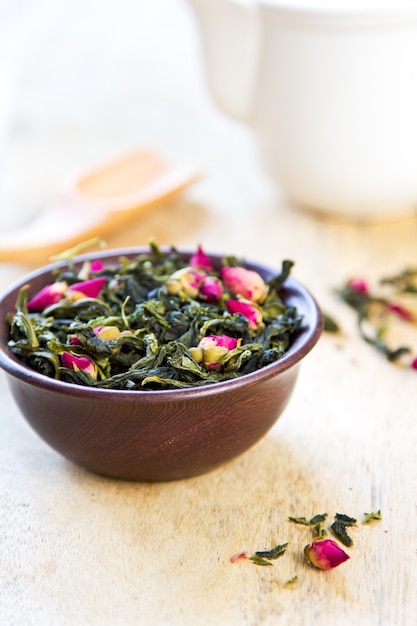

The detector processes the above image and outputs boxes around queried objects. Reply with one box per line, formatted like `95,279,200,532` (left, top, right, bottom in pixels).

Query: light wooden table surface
1,2,416,625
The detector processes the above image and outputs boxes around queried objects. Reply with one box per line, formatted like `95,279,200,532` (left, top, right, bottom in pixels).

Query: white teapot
188,0,417,221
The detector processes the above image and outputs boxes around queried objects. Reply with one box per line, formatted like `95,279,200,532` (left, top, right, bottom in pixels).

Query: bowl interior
0,246,322,392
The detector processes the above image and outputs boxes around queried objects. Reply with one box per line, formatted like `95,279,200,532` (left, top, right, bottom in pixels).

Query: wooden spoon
0,150,201,264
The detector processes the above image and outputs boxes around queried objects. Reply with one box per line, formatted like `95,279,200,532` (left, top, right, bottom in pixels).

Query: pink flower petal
347,278,369,294
61,352,97,378
68,277,106,299
69,326,106,346
27,282,67,312
166,268,205,298
221,266,268,303
199,276,224,302
196,334,240,369
189,245,213,272
305,538,350,570
199,334,239,351
77,259,105,280
387,301,414,322
230,551,250,563
227,299,263,329
90,259,104,273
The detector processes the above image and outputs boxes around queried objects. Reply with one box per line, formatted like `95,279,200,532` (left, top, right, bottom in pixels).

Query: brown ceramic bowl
0,247,322,481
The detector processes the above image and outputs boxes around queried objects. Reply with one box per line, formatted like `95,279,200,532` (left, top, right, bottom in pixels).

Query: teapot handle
189,0,261,122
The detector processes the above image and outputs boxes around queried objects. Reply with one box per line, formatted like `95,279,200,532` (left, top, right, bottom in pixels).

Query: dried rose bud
347,277,369,294
95,326,121,341
190,334,240,369
227,299,264,330
77,259,105,280
70,325,121,346
304,538,350,570
61,352,97,379
411,356,417,370
199,276,224,302
67,277,107,301
166,267,205,298
27,282,68,312
189,245,213,272
221,266,268,303
90,259,104,273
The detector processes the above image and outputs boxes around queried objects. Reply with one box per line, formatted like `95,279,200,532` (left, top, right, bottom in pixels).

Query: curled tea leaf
249,555,274,566
323,313,341,333
330,513,357,546
363,510,382,525
309,513,328,525
255,543,288,560
288,516,310,526
330,522,353,547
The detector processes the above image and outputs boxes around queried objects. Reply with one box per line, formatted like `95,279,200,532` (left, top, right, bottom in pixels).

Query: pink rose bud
199,276,224,302
166,268,205,298
69,325,121,345
95,326,121,341
221,266,268,303
227,299,264,330
27,281,68,312
189,245,213,272
190,334,239,369
347,278,369,294
67,277,106,301
61,352,97,378
90,259,104,273
77,259,105,280
411,356,417,370
199,334,239,351
304,538,350,570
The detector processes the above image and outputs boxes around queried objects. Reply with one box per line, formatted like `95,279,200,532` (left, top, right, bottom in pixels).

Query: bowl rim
0,246,323,399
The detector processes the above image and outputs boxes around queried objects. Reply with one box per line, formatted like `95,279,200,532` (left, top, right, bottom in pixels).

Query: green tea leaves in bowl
6,243,304,391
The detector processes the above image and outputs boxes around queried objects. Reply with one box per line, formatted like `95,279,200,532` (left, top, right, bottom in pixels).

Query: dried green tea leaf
334,513,357,527
309,513,328,525
11,286,39,348
363,510,382,525
140,375,192,389
50,237,104,263
288,516,310,526
336,275,415,366
255,543,288,560
249,555,274,567
283,576,298,588
19,349,60,379
267,260,294,291
313,523,327,538
289,513,327,528
330,513,357,546
323,313,341,333
330,521,353,547
380,267,417,294
359,318,410,362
